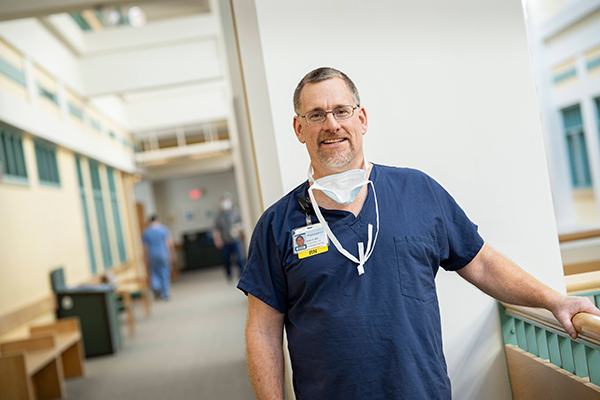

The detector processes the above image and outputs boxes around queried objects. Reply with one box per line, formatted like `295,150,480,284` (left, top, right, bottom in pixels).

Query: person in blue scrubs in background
238,67,600,400
142,215,175,300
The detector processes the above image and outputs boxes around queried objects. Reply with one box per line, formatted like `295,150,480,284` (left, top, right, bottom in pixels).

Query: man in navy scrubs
237,67,600,400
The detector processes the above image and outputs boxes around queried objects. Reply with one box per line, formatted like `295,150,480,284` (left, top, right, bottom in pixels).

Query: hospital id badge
292,223,329,259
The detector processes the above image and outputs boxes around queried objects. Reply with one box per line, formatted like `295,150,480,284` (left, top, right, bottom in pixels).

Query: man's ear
359,107,368,136
293,116,306,144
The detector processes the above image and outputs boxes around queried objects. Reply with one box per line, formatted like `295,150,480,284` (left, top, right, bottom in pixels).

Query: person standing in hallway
238,67,600,400
142,215,175,300
213,193,246,282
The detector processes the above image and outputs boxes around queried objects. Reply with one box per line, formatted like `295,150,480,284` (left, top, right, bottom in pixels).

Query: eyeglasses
297,105,358,124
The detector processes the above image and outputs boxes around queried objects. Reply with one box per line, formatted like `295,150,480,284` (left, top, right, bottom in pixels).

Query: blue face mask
308,163,371,205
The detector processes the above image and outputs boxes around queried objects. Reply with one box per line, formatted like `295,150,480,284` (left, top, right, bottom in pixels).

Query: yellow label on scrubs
298,245,328,259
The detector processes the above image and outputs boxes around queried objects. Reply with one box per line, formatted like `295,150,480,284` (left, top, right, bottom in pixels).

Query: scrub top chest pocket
394,235,440,302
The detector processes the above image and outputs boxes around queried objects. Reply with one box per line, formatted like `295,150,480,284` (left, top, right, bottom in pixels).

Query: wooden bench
0,317,84,400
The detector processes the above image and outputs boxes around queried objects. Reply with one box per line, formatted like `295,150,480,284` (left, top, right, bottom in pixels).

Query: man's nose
322,112,341,131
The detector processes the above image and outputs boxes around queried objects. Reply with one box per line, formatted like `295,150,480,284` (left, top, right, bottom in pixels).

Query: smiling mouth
321,138,347,145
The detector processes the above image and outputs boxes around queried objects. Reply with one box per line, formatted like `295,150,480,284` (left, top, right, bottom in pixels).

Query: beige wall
0,135,90,316
0,134,141,341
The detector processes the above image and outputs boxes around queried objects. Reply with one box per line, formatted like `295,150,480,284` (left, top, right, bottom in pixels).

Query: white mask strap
308,180,380,275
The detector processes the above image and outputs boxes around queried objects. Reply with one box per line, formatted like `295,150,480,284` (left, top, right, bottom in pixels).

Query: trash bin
182,230,223,270
56,286,121,357
50,267,121,358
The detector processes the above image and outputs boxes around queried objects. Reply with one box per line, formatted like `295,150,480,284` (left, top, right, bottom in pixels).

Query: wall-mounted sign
189,189,202,200
185,210,196,222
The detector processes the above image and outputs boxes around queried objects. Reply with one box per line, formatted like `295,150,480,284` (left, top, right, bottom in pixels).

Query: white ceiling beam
135,140,231,164
83,14,219,55
81,38,222,96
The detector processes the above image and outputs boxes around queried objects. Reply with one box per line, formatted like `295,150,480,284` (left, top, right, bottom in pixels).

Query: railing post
572,342,589,378
586,347,600,385
525,323,538,356
515,319,527,351
498,303,518,346
546,332,562,368
558,336,575,373
536,326,549,360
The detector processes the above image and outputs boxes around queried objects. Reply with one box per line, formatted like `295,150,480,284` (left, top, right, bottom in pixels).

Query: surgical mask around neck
308,163,370,205
306,161,380,275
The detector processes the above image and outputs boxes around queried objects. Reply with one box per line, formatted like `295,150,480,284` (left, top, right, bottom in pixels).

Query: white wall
152,170,239,244
233,1,566,399
215,0,265,228
134,180,157,222
80,40,222,96
0,18,84,94
88,95,129,129
0,91,135,173
125,86,228,131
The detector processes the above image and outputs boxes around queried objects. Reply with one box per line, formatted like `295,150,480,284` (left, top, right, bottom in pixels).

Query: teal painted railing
573,290,600,308
499,303,600,385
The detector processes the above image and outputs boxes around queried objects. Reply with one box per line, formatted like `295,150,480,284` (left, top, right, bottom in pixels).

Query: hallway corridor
65,267,254,400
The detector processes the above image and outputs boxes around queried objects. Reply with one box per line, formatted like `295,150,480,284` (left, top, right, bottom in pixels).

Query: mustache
319,133,350,142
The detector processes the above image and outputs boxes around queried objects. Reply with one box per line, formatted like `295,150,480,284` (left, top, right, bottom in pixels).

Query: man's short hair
293,67,360,114
149,215,157,223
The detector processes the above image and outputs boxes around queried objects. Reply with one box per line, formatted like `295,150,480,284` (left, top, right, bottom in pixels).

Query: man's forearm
246,327,285,400
458,243,600,338
459,245,561,309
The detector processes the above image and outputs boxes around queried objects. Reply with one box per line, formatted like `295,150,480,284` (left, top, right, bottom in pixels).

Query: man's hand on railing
550,295,600,339
458,243,600,340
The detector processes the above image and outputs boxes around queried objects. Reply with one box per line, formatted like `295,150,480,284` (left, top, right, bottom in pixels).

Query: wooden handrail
565,270,600,294
573,313,600,338
559,228,600,243
501,302,600,347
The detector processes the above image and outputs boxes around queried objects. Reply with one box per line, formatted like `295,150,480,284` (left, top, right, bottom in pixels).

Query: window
107,167,127,263
0,128,27,182
37,84,58,105
586,45,600,73
90,119,101,132
0,39,26,87
76,156,97,274
561,104,591,188
35,140,60,186
68,103,84,120
552,59,577,86
89,160,113,269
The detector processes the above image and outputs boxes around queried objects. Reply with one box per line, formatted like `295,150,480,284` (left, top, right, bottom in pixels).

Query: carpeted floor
64,267,255,400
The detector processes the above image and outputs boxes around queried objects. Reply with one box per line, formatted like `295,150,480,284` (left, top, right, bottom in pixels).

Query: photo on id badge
292,223,329,258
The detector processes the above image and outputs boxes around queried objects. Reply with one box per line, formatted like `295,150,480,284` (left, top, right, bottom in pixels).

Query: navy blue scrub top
238,164,484,400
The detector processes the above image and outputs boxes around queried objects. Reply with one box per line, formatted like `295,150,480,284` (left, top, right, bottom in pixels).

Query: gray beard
317,146,355,168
